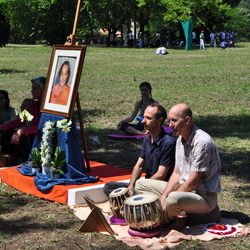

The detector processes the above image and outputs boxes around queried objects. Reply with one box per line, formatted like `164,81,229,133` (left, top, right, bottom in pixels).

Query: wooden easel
64,0,91,172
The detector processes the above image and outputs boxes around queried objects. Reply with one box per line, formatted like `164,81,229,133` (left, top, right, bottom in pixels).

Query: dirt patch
0,182,249,250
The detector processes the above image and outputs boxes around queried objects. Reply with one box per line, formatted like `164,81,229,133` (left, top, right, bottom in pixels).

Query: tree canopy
0,0,248,45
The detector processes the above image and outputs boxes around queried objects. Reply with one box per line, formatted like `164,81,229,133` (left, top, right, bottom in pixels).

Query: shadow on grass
195,114,250,181
221,210,250,224
86,127,142,169
195,114,250,139
0,216,77,235
0,69,26,74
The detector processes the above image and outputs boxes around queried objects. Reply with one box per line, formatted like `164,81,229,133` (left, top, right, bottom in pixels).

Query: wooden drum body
109,187,130,219
124,193,163,231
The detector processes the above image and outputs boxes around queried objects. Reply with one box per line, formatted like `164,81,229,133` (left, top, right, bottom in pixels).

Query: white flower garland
40,119,72,167
40,121,55,167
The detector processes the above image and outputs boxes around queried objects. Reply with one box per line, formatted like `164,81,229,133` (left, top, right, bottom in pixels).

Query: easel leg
63,0,90,172
76,94,91,172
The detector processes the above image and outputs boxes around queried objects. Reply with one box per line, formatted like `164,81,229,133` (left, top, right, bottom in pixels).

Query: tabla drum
124,193,163,232
109,187,130,220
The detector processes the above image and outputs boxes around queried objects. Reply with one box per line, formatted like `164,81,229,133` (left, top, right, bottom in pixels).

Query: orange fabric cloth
50,84,70,106
0,161,144,204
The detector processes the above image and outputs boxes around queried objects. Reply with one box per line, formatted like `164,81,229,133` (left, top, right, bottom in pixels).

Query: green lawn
0,43,249,248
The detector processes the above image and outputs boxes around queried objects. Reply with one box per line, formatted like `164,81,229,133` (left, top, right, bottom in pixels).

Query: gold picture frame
41,45,86,118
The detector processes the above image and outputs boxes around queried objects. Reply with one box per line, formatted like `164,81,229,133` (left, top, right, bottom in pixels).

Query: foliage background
0,0,250,46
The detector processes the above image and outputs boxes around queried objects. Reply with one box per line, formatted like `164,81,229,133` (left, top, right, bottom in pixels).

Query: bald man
135,103,221,229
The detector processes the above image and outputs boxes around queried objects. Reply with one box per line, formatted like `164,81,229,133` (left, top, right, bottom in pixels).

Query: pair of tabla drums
109,187,163,237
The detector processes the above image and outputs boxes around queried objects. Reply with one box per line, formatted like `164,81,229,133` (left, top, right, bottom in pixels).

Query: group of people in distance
198,29,236,50
106,81,221,230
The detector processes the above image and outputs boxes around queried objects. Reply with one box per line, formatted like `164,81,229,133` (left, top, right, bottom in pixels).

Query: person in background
118,82,158,135
220,30,226,41
20,98,35,111
215,32,220,46
156,45,168,55
192,31,196,44
0,77,46,162
210,31,216,48
104,103,176,196
166,31,170,47
0,90,17,125
155,31,161,47
200,30,205,49
220,40,232,50
145,31,151,47
231,31,237,47
179,41,185,47
127,30,133,48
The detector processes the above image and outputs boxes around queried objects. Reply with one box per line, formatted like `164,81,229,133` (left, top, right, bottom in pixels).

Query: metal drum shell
124,193,163,231
109,187,130,219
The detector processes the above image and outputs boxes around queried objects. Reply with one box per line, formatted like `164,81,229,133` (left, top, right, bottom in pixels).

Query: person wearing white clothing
156,45,168,55
199,30,205,49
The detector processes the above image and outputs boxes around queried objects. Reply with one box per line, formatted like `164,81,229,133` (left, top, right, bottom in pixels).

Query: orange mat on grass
0,161,139,204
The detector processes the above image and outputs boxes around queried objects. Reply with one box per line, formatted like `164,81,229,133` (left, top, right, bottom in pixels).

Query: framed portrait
41,45,87,118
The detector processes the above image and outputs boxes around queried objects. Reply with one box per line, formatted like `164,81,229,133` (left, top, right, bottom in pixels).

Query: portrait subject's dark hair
59,61,71,84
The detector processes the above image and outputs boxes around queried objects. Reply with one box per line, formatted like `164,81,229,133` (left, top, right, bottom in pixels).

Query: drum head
125,193,158,206
109,187,128,197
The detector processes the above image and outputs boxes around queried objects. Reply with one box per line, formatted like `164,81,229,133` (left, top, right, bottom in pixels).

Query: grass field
0,43,249,249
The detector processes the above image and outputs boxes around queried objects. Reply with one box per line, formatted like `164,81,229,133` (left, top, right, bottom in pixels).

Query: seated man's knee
165,192,180,209
135,179,151,194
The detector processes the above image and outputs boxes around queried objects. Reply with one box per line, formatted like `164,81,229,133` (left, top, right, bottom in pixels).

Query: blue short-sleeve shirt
140,128,176,181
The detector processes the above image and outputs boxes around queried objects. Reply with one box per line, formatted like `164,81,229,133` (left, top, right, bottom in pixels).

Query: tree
0,9,10,46
136,0,238,44
0,0,77,44
82,0,133,46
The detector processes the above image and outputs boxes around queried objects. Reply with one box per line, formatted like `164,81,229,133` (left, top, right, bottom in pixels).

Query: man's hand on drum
160,195,167,209
128,185,134,196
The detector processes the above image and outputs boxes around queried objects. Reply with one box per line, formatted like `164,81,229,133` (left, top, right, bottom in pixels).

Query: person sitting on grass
220,40,232,50
20,98,35,111
156,45,169,55
0,90,18,125
118,82,159,135
0,77,46,162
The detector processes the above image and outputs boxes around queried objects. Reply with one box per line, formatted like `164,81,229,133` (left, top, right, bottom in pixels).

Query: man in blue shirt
104,103,176,196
